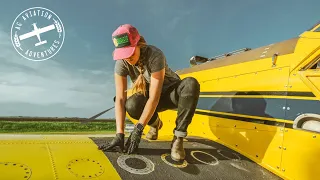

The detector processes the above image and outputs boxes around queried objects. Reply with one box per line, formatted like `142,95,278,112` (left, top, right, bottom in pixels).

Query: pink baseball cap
112,24,141,60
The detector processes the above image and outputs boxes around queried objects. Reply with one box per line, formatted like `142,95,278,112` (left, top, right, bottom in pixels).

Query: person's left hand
124,125,143,154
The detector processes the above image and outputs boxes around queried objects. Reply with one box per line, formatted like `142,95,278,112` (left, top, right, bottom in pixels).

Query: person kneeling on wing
98,24,200,161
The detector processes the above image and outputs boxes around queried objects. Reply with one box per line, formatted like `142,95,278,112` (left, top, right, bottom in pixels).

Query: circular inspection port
190,150,219,166
117,155,154,175
0,162,32,180
67,158,104,178
160,153,188,168
217,150,241,161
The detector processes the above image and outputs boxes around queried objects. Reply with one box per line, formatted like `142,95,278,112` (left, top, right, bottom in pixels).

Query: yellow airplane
127,21,320,180
0,22,319,180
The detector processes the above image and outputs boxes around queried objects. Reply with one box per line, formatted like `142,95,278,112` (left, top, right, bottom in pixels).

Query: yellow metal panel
212,126,284,176
216,66,289,92
308,75,320,95
232,128,284,171
49,142,120,180
281,129,320,180
288,73,315,93
195,112,283,167
0,143,53,180
42,135,93,141
0,136,121,180
176,110,285,179
199,79,219,92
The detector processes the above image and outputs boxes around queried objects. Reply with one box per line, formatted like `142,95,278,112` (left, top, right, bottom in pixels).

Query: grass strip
0,121,117,133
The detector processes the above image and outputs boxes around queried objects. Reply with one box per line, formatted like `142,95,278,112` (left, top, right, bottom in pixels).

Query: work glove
98,133,124,152
124,125,143,154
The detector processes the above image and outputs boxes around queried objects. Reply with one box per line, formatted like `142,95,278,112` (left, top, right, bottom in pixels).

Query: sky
0,0,319,119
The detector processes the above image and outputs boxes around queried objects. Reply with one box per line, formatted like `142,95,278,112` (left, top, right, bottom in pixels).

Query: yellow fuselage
127,23,320,180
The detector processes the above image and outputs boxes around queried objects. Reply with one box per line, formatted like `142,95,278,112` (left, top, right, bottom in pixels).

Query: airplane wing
38,24,56,34
0,134,281,180
19,24,56,41
19,31,37,40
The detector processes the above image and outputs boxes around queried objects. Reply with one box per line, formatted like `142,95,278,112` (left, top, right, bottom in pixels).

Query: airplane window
309,59,320,69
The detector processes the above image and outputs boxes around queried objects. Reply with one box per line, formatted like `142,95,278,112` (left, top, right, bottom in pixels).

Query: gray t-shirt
114,45,181,93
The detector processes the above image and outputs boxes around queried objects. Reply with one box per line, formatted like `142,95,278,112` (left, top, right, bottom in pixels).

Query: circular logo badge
11,7,65,61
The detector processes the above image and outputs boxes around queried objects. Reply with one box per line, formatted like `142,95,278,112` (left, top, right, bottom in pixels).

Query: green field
0,121,120,134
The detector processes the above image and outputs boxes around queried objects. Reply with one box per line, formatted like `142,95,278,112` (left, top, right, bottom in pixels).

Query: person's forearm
115,98,126,133
138,97,159,126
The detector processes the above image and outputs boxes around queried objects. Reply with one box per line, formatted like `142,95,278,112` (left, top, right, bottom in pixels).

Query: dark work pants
125,77,200,138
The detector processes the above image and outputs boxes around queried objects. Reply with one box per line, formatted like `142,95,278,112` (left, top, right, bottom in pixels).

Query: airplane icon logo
10,7,65,61
19,23,56,47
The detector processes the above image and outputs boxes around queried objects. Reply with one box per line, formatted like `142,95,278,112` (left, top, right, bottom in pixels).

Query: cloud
143,1,194,32
84,42,92,52
166,10,193,33
143,2,195,39
0,26,116,118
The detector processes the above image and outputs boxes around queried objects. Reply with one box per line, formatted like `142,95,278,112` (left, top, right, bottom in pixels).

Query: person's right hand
98,133,124,152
